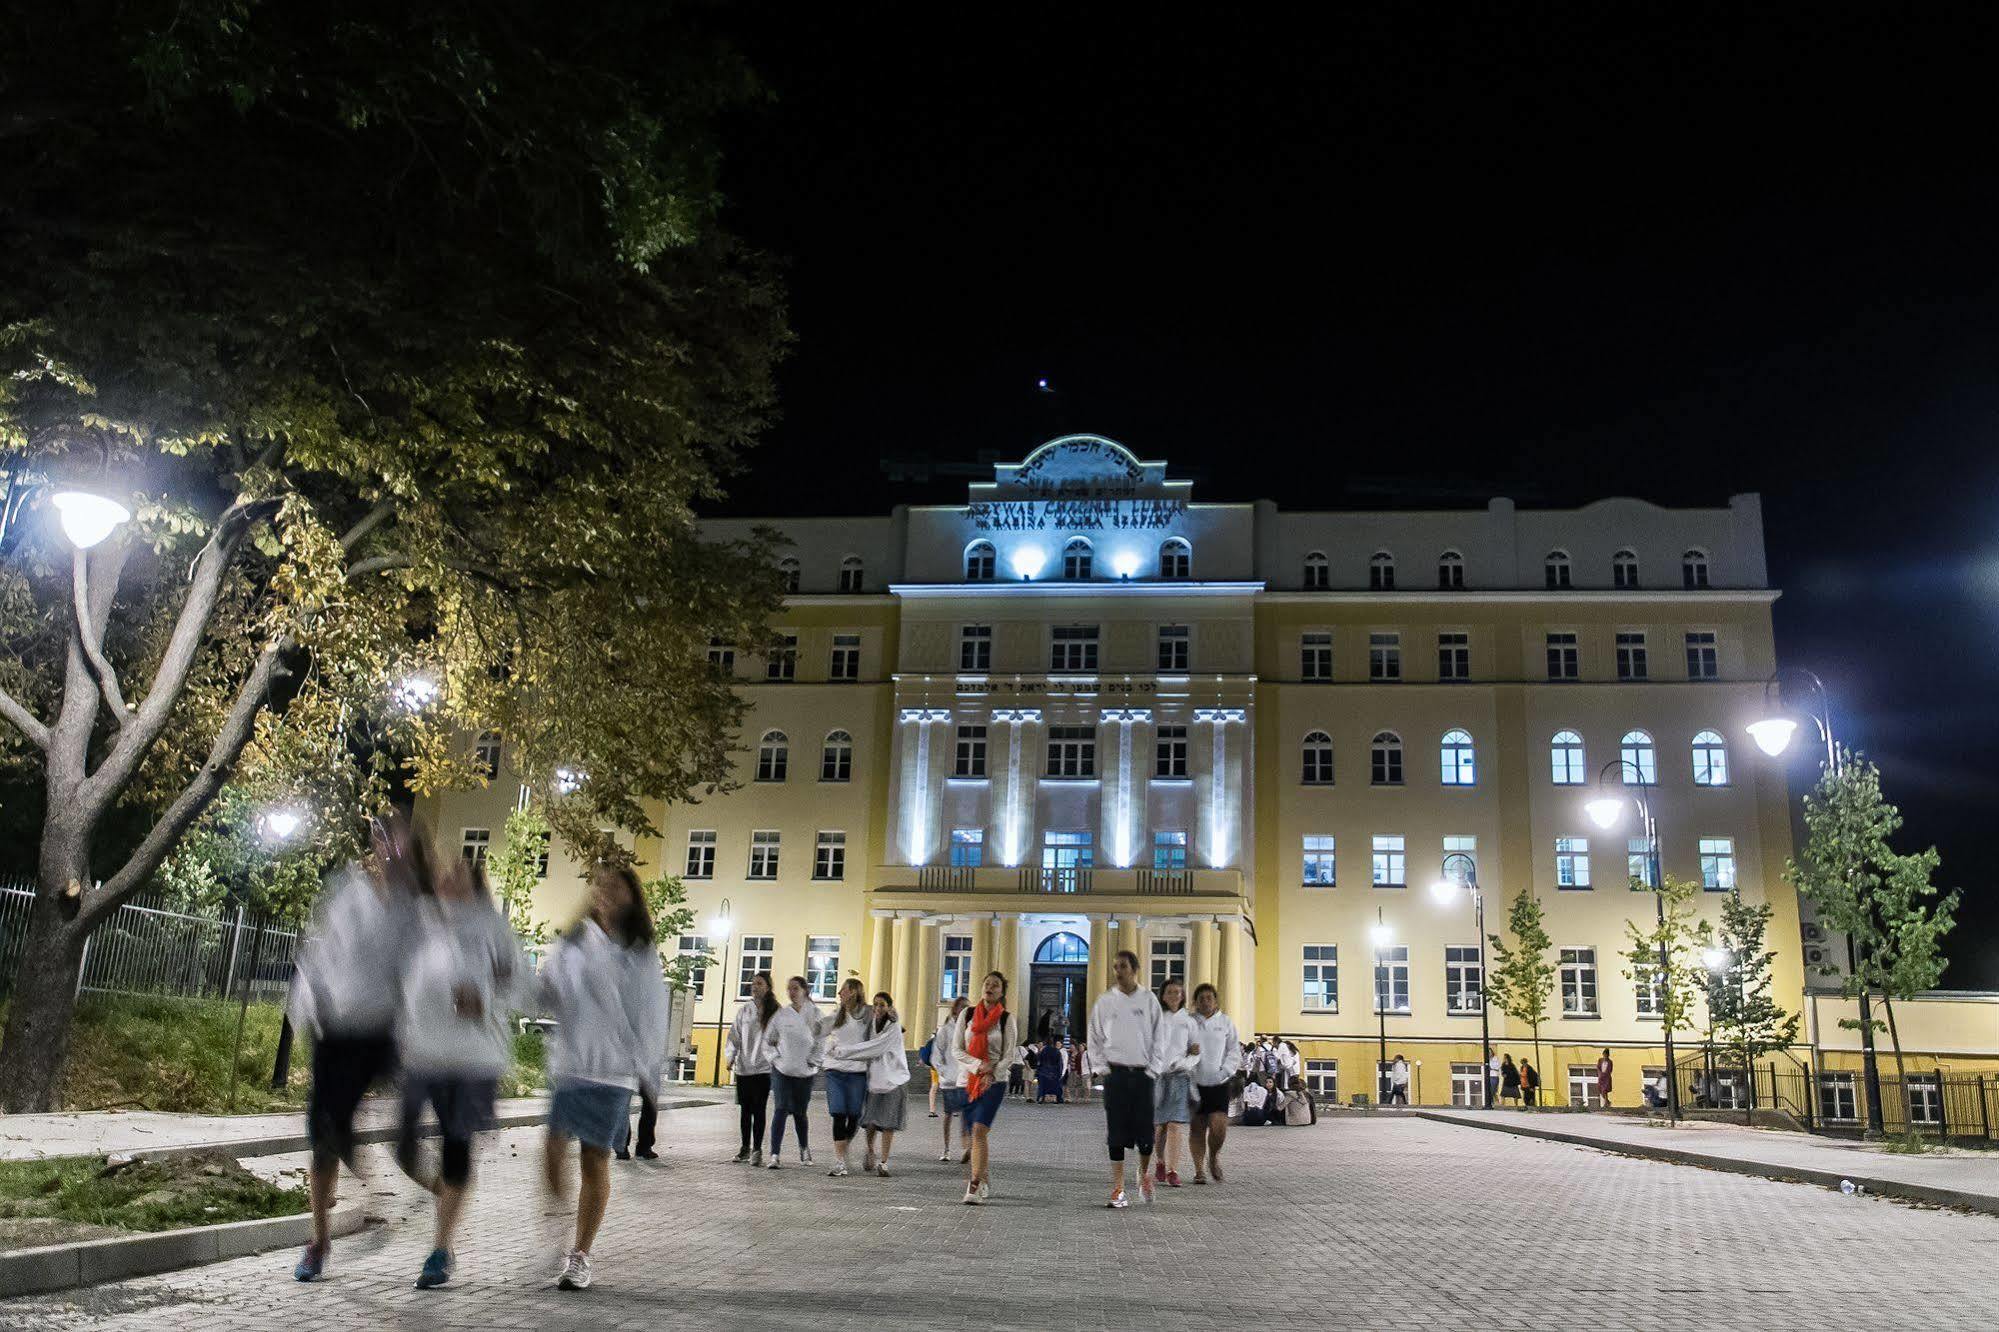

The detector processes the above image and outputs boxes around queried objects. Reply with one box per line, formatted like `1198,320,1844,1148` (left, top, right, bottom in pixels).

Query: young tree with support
1621,875,1705,1110
1699,892,1800,1122
1485,889,1556,1090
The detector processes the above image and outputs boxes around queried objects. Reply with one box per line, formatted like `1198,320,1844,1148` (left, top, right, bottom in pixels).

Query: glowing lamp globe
1369,923,1393,947
51,491,131,550
1429,879,1459,904
395,674,439,710
710,915,732,939
1585,795,1627,830
1112,551,1141,579
1746,717,1798,758
261,808,303,842
1702,946,1730,971
1011,547,1045,580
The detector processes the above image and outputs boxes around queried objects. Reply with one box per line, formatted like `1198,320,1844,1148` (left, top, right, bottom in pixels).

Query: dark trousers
614,1086,658,1155
737,1072,771,1152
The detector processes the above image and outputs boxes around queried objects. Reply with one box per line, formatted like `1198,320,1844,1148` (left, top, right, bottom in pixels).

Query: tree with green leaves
1485,888,1556,1081
489,806,554,949
1698,891,1801,1122
641,871,707,996
1622,874,1706,1060
0,1,787,1111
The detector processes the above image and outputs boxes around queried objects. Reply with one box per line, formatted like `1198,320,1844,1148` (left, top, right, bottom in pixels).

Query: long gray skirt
862,1087,907,1131
1154,1070,1193,1124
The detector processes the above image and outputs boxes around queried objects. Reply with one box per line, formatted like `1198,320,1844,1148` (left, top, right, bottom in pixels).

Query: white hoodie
724,999,775,1077
762,998,825,1078
819,1003,874,1074
396,895,528,1076
931,1009,967,1088
1188,1009,1243,1087
536,919,669,1094
288,866,412,1038
1150,1006,1201,1079
832,1017,910,1093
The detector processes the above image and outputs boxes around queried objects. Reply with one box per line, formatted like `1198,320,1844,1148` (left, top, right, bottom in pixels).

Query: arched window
1302,730,1335,786
1620,730,1657,785
1369,551,1396,591
838,555,864,593
1544,550,1572,589
756,730,789,782
1691,730,1729,786
1682,548,1710,589
1371,731,1404,786
777,556,801,593
1062,538,1094,580
1612,549,1639,589
1159,538,1192,579
965,541,996,581
1304,551,1329,590
1440,729,1476,786
820,729,853,782
1437,550,1465,589
1035,931,1090,964
1551,730,1586,785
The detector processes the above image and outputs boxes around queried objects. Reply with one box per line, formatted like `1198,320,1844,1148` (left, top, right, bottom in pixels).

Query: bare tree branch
69,548,129,726
339,496,396,551
0,686,48,750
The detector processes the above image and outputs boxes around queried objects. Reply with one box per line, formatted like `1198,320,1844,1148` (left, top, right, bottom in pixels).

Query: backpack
917,1036,934,1068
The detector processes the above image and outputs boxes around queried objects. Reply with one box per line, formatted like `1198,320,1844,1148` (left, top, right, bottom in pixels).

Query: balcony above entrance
874,863,1243,901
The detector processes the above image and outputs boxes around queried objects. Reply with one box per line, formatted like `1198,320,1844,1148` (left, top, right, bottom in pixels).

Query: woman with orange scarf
952,970,1020,1206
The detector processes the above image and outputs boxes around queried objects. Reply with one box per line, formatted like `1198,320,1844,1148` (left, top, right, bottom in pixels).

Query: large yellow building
416,435,1991,1113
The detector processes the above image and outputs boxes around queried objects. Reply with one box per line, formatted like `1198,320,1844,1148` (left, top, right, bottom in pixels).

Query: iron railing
0,883,298,1005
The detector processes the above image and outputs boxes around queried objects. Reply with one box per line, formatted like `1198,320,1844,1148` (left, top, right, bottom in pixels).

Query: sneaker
1154,1161,1167,1183
1167,1171,1181,1188
978,1179,990,1201
1192,1173,1208,1185
963,1185,981,1205
875,1163,892,1179
415,1247,453,1290
927,1110,939,1118
613,1148,630,1161
862,1150,877,1173
1209,1160,1225,1184
636,1149,659,1160
938,1150,952,1162
556,1249,592,1291
1138,1178,1155,1205
800,1149,814,1166
293,1241,326,1282
732,1148,750,1164
828,1163,848,1177
766,1153,782,1170
1106,1189,1129,1209
751,1149,763,1167
960,1149,971,1164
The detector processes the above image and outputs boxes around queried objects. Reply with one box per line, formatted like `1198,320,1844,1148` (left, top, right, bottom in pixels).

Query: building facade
418,434,1855,1107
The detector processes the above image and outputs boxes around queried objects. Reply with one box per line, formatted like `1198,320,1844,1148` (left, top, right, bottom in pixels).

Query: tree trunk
1883,996,1909,1131
0,893,90,1112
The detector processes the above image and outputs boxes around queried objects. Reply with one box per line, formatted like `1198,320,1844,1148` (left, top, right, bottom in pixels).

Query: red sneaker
1153,1161,1166,1182
1167,1171,1181,1187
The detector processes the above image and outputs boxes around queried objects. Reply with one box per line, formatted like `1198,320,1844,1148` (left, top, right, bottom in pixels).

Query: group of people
287,812,666,1293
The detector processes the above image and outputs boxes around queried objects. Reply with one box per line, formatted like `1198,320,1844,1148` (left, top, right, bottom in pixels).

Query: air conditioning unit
1802,922,1825,943
1805,946,1827,968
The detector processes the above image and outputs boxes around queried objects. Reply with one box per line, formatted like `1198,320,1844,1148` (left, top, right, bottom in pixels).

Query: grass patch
1884,1133,1936,1154
0,1151,306,1233
504,1026,547,1098
43,995,308,1115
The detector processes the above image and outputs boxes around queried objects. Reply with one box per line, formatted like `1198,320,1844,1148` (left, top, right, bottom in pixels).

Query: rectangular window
1371,835,1406,889
1452,1063,1486,1107
706,639,735,674
949,828,984,868
1303,834,1337,887
1699,837,1736,891
1568,1066,1606,1108
1818,1072,1857,1123
1445,945,1483,1015
766,634,797,682
828,633,861,682
1685,631,1719,680
1437,631,1469,681
1303,944,1339,1011
813,830,846,881
1155,725,1189,778
474,732,502,780
1157,624,1190,672
1050,625,1099,672
1546,632,1579,681
1304,1059,1338,1098
1555,837,1591,890
1560,947,1599,1016
457,828,492,867
684,830,717,879
1634,962,1663,1019
954,725,988,778
1628,838,1657,888
1373,944,1410,1014
1907,1073,1943,1126
1615,631,1648,681
677,934,707,998
1152,830,1188,871
1149,938,1187,993
805,936,840,1001
941,934,973,1000
748,830,780,880
1369,631,1401,681
738,935,775,999
1045,725,1097,778
1301,631,1333,682
959,624,992,673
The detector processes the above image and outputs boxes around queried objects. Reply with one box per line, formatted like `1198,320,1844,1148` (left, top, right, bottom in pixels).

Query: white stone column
992,708,1041,867
1194,708,1246,869
1098,708,1151,868
898,707,951,865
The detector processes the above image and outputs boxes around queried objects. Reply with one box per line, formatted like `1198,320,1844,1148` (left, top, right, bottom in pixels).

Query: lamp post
707,899,734,1087
1584,758,1679,1122
1747,667,1885,1137
1371,910,1392,1104
1431,852,1489,1107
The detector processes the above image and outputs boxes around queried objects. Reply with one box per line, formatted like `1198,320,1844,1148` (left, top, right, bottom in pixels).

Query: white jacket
762,999,824,1078
931,1010,966,1088
819,1004,874,1074
537,920,669,1095
1188,1010,1242,1087
724,1000,775,1077
396,896,528,1076
1087,985,1162,1075
288,866,412,1038
833,1017,910,1093
1150,1007,1200,1079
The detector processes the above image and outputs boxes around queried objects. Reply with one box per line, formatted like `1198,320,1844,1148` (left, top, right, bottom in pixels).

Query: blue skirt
1154,1070,1193,1123
825,1069,869,1117
550,1079,630,1151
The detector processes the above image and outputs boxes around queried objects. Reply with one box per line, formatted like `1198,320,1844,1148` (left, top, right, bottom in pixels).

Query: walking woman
1500,1053,1522,1106
954,970,1019,1204
820,978,874,1176
1150,977,1201,1188
830,990,910,1175
761,975,822,1168
725,971,778,1164
934,995,969,1162
538,862,667,1293
1186,982,1240,1184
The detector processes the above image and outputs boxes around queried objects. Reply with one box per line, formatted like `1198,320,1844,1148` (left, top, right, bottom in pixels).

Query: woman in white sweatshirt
537,863,668,1293
830,990,910,1176
818,978,874,1177
759,975,823,1168
1149,977,1201,1189
933,995,968,1162
723,971,778,1164
1186,983,1243,1184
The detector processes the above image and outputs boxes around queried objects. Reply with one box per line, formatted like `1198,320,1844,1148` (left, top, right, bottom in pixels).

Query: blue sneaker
415,1247,453,1289
293,1242,326,1282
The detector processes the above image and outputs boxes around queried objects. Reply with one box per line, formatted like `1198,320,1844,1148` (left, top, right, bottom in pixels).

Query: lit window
685,829,716,879
1551,730,1586,785
1304,551,1329,590
838,555,864,593
1305,1059,1339,1097
949,828,984,868
1370,551,1396,590
1559,947,1598,1015
814,831,847,881
1062,538,1094,580
965,541,996,581
1045,725,1096,778
1050,625,1099,672
1445,946,1483,1015
1152,830,1188,871
1304,945,1339,1011
828,633,861,681
1685,631,1719,680
960,624,992,672
756,730,789,782
748,830,780,879
1155,725,1189,778
805,936,841,1000
1371,834,1406,888
1615,631,1647,681
1437,631,1469,681
1546,631,1579,680
1682,549,1710,589
1370,732,1403,786
1157,624,1190,672
1373,944,1410,1013
1699,837,1736,891
1301,730,1335,785
677,934,708,998
474,731,502,780
460,828,491,864
1545,550,1572,589
1555,837,1590,890
1437,550,1465,589
820,730,853,782
1148,937,1187,991
1303,835,1337,886
1620,730,1657,784
765,633,797,682
1634,962,1663,1018
941,934,973,999
778,557,801,593
1159,539,1192,579
1612,549,1639,589
1692,730,1729,786
1627,837,1657,888
1301,631,1333,682
1369,632,1401,681
1440,729,1476,786
737,935,775,998
954,725,987,778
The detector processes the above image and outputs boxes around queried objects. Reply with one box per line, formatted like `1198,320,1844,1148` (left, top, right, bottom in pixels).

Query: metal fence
1656,1052,1999,1142
0,882,299,1006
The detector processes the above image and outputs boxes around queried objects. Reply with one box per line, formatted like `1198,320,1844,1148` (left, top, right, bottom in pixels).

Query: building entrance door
1029,965,1087,1044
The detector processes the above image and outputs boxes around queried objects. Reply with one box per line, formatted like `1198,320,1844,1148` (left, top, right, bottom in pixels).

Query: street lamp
1371,911,1392,1104
51,490,131,549
1432,852,1490,1107
708,899,734,1087
1702,945,1730,972
1582,758,1680,1122
258,807,304,844
395,673,440,711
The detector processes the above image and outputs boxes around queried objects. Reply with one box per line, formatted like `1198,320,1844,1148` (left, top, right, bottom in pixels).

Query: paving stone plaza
5,1098,1996,1330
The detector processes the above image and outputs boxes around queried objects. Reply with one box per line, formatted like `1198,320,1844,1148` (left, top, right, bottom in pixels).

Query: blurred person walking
1186,983,1240,1185
761,975,823,1168
829,990,910,1176
820,978,873,1176
933,995,969,1162
725,971,778,1164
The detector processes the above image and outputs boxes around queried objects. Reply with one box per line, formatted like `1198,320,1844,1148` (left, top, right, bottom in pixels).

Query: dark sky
715,5,1999,984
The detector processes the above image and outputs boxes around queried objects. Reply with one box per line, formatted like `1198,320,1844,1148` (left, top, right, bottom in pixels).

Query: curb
1410,1111,1999,1216
0,1201,364,1299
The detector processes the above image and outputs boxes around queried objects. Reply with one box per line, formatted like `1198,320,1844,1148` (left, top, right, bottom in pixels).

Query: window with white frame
1627,837,1657,888
1045,725,1097,778
1304,551,1329,589
1443,833,1477,866
756,730,789,782
738,935,775,998
778,557,801,593
1302,731,1335,785
707,639,735,675
1371,732,1403,785
1452,1063,1486,1106
1682,549,1710,589
1545,550,1572,588
1620,730,1657,784
1692,730,1730,786
949,828,984,867
1613,548,1640,588
1437,631,1470,681
805,937,841,1000
1551,730,1586,785
1157,623,1190,672
1304,1059,1339,1098
475,731,502,779
748,830,780,879
1440,729,1476,785
1560,947,1599,1015
941,933,973,1000
960,624,992,672
821,730,853,782
838,555,864,592
954,725,988,778
1373,945,1410,1013
677,934,708,998
829,633,861,682
1445,946,1483,1015
1546,631,1579,680
1050,625,1099,672
1685,631,1719,680
1907,1073,1943,1126
1818,1072,1857,1122
1633,961,1663,1018
685,829,716,879
764,633,797,682
965,541,996,581
1062,537,1094,580
1616,631,1648,681
1370,551,1396,590
1437,550,1465,589
1369,631,1402,681
1159,538,1192,579
1301,631,1333,681
1303,944,1339,1011
1153,830,1188,870
1156,725,1189,778
1568,1065,1606,1108
1303,835,1337,886
1371,834,1406,888
814,831,847,881
1149,938,1187,992
1555,837,1591,890
460,828,491,864
1699,837,1736,891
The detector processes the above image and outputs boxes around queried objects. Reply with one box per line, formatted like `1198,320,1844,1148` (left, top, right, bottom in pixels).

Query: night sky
714,6,1999,984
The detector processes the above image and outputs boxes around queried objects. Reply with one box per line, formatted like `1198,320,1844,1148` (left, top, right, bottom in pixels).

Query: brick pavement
4,1096,1996,1330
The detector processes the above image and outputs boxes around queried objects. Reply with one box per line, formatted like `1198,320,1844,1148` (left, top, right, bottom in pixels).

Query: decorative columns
1193,708,1246,868
867,912,893,997
969,915,993,990
1100,708,1152,869
889,915,916,1023
1218,916,1246,1027
994,915,1019,1002
898,707,952,866
1116,916,1142,967
991,709,1041,867
912,921,940,1031
1187,917,1214,993
1086,916,1110,1001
